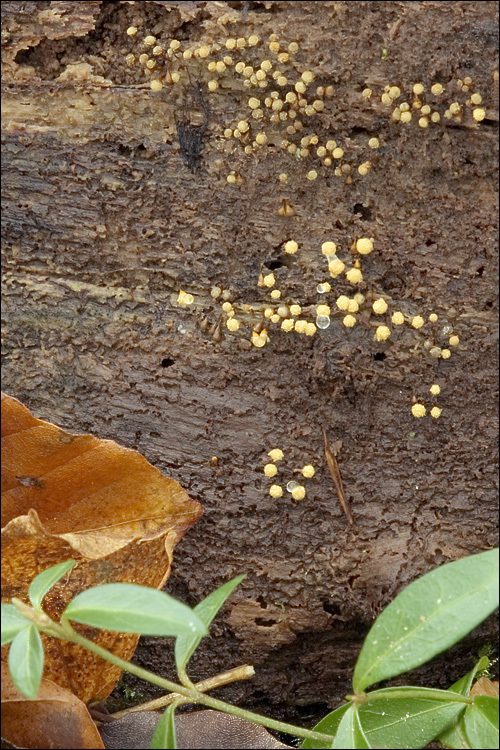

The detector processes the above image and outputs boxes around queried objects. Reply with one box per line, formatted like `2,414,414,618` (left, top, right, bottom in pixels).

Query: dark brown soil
2,0,498,730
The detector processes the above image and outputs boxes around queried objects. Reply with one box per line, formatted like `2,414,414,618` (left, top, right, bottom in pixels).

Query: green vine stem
111,665,256,719
12,599,335,744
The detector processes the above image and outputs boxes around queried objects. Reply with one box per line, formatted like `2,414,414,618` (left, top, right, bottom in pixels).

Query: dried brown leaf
1,393,203,703
469,676,500,698
1,662,105,749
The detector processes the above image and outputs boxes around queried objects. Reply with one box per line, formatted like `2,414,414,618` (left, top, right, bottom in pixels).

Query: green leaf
150,703,177,749
464,696,499,750
28,559,77,610
448,657,491,697
331,704,370,749
358,687,467,749
7,624,44,699
353,548,499,692
438,656,491,749
63,583,208,639
175,575,245,674
301,702,352,749
1,604,32,646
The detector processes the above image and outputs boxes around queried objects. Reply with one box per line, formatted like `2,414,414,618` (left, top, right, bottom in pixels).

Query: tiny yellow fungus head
449,335,459,346
356,238,374,255
336,295,350,311
329,259,345,277
268,448,284,461
294,320,308,334
372,298,388,315
177,290,194,305
428,313,438,322
284,240,298,254
270,289,281,300
431,83,444,95
269,484,283,498
430,407,442,418
317,282,331,293
391,311,405,325
291,485,306,500
226,318,240,331
321,241,337,256
473,108,486,122
347,299,359,313
316,304,331,317
441,349,451,359
301,465,315,478
264,463,278,477
222,301,233,313
263,273,275,287
343,314,356,327
411,403,426,418
289,304,302,316
281,318,295,332
430,384,441,395
411,316,425,329
374,325,391,341
304,323,317,336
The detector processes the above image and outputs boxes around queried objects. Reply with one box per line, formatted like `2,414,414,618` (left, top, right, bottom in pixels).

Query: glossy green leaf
7,624,44,699
1,604,32,646
301,702,352,749
464,696,499,750
438,656,491,749
331,704,370,749
63,583,207,639
28,559,77,610
448,657,491,697
175,575,245,674
358,687,467,749
150,703,177,749
353,549,499,692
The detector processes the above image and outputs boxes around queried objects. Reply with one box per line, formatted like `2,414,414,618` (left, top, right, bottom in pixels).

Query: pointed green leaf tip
28,560,77,610
8,625,44,699
353,548,499,692
175,574,245,673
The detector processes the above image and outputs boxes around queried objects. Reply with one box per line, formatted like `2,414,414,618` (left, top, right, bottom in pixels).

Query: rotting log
2,0,498,722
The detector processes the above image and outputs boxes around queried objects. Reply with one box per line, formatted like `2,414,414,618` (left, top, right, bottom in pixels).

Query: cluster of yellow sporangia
412,383,443,419
123,27,398,181
264,448,316,500
175,234,461,367
363,77,487,128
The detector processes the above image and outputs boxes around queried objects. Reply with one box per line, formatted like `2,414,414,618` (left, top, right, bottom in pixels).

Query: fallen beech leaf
99,709,293,749
1,393,203,703
470,676,499,698
1,662,105,749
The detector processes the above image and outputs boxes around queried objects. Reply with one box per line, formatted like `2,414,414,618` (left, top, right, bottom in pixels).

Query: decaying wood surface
2,0,498,720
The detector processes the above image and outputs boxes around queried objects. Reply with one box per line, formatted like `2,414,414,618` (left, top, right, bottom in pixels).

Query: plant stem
42,619,336,744
111,665,256,718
